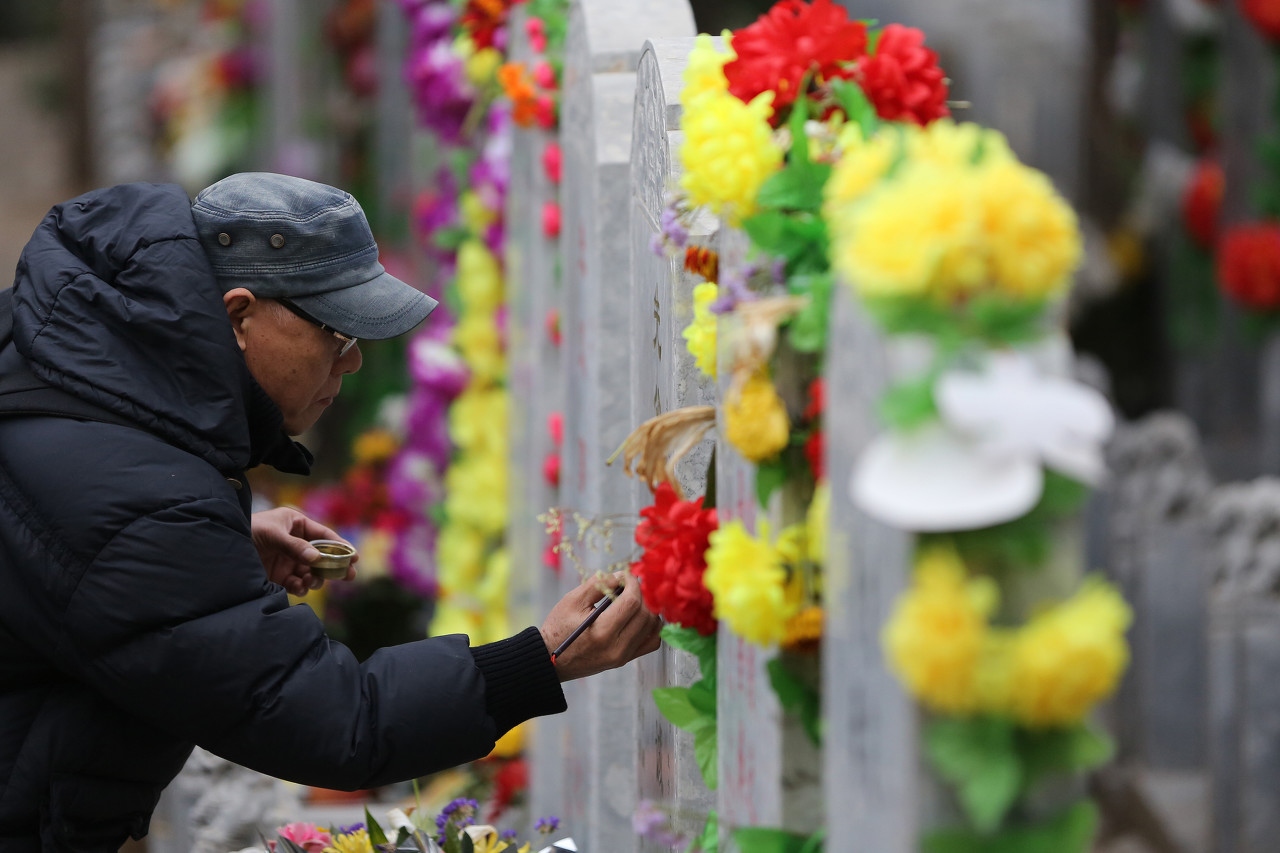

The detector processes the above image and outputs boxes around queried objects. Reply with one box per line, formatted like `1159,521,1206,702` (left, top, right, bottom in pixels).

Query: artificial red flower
723,0,867,118
1217,222,1280,310
542,141,563,184
548,410,564,447
525,16,548,54
855,24,949,126
1243,0,1280,40
534,94,558,129
541,200,561,239
630,483,718,635
803,378,825,481
487,758,529,822
542,451,561,487
684,246,719,281
460,0,511,50
1182,157,1224,249
533,60,556,90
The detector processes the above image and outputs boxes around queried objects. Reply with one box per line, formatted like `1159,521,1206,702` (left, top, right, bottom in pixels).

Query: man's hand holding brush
539,571,662,681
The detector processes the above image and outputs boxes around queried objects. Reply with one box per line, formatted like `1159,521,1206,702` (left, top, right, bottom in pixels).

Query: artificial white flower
852,350,1113,531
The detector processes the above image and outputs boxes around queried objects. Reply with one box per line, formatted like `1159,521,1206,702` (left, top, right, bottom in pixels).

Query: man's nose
334,343,362,376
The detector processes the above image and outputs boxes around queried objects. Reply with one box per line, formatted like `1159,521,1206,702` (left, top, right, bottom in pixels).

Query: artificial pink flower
525,16,548,54
542,200,561,238
533,60,556,90
548,410,564,447
276,823,332,853
542,141,563,184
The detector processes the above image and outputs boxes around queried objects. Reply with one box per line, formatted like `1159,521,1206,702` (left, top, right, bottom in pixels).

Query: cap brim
290,269,439,340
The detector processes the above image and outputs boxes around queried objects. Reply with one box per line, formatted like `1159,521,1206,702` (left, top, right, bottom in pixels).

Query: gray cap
192,172,438,340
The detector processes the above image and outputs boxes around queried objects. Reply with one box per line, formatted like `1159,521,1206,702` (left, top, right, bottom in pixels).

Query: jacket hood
8,181,309,475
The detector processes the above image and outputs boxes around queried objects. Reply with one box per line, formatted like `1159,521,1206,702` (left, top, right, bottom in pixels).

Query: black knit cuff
469,626,567,736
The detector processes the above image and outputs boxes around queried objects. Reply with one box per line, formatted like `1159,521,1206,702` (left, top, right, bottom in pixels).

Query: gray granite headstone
1206,478,1280,853
540,2,694,850
628,36,718,847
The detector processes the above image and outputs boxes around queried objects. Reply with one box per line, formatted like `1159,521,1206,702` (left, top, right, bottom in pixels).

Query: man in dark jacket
0,173,661,852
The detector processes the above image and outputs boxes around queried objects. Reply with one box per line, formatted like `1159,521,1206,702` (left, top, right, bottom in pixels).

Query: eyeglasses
277,298,359,358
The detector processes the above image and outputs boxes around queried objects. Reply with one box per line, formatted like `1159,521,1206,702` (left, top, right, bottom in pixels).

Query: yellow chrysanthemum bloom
457,239,504,314
679,88,782,224
782,605,824,652
681,32,735,104
978,159,1082,301
325,829,374,853
431,600,482,637
352,427,399,465
882,546,998,714
436,523,487,592
905,119,1015,170
835,162,986,301
449,386,509,453
824,124,900,212
464,46,503,87
488,720,527,758
704,520,796,646
444,452,509,536
474,547,510,610
723,370,789,462
353,529,392,580
1006,578,1131,727
806,480,830,567
451,313,505,384
682,281,719,379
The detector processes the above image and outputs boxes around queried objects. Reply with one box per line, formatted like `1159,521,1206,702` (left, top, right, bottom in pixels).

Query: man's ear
223,288,258,352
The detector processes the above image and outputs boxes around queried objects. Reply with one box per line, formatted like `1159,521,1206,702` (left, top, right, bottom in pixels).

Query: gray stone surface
628,36,716,848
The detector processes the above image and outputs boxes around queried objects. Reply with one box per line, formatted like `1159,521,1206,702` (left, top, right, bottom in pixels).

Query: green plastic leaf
967,295,1050,344
732,827,812,853
756,458,789,508
688,678,717,716
878,375,939,430
767,658,823,746
741,211,829,274
788,94,811,165
831,78,879,138
459,832,476,853
694,721,719,790
1035,471,1090,518
786,273,834,353
1019,725,1114,787
365,807,390,846
755,162,834,214
688,810,719,853
924,717,1022,833
275,839,309,853
922,801,1098,853
653,686,705,730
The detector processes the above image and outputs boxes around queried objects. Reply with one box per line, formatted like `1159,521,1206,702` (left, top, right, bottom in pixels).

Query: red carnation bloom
803,377,825,481
855,24,950,126
1182,157,1223,249
723,0,867,120
1243,0,1280,40
1217,222,1280,310
630,483,718,635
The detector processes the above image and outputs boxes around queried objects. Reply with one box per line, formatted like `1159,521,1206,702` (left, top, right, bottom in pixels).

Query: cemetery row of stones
510,2,1280,852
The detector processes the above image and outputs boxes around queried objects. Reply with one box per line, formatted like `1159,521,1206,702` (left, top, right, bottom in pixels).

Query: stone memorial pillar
552,2,695,851
1207,479,1280,853
628,36,719,846
711,228,823,842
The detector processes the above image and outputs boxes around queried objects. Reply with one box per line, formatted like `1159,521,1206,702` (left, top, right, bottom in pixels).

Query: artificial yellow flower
836,162,989,302
681,32,735,104
436,523,487,592
474,547,511,610
324,829,374,853
463,825,514,853
353,529,392,580
465,46,503,86
906,119,1015,170
806,480,830,567
978,159,1081,301
723,369,789,462
782,605,823,652
824,124,899,211
882,546,998,714
449,386,509,453
704,519,796,646
679,88,782,223
444,452,509,536
457,239,504,314
682,281,719,379
352,428,398,465
451,313,505,384
430,600,482,637
488,720,527,758
1005,577,1131,727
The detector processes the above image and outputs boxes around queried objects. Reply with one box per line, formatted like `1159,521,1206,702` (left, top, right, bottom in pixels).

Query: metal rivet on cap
217,232,232,246
270,234,286,249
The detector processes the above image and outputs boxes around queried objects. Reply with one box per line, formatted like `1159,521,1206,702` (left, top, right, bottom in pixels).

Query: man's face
224,290,362,435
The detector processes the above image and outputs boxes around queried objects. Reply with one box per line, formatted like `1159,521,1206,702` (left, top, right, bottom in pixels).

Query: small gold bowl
309,540,356,580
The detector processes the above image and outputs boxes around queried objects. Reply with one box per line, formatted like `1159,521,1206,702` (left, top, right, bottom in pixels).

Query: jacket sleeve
57,495,565,790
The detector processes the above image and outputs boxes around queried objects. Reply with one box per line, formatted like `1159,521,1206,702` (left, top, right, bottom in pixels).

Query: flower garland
623,1,1132,848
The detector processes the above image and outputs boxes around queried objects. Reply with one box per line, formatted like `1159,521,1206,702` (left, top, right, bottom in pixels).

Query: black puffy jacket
0,183,565,852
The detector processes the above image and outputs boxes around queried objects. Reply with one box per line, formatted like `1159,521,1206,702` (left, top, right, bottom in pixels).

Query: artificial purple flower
408,333,470,395
337,823,365,836
660,206,689,247
711,265,758,315
385,448,443,515
402,389,454,464
534,816,560,834
389,520,439,598
631,801,685,848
